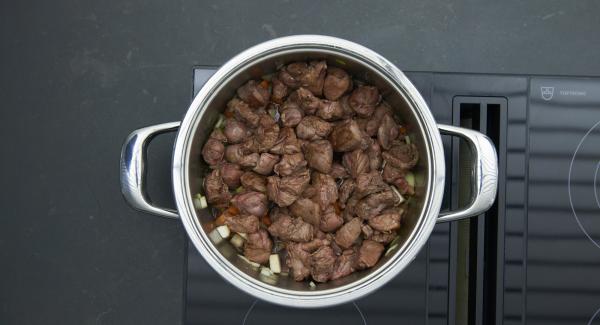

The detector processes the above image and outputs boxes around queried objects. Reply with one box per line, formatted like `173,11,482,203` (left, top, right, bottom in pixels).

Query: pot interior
186,47,432,293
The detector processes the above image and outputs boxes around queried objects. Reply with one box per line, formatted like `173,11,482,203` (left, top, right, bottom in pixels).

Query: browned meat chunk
201,138,224,166
280,102,304,127
289,87,321,115
368,208,403,232
209,128,228,142
371,231,397,244
238,152,260,168
357,240,384,269
270,127,302,155
365,102,392,136
367,141,382,171
253,153,280,175
244,229,273,264
231,191,268,217
204,169,231,209
225,214,260,234
330,162,349,179
303,60,327,96
329,119,363,152
335,217,363,249
301,238,331,252
303,140,333,174
320,206,344,232
225,144,250,164
255,115,280,152
323,67,352,101
377,114,399,150
273,153,307,176
354,171,388,199
361,224,374,239
268,214,313,242
331,249,357,280
338,179,356,208
355,189,398,220
311,172,338,210
278,62,307,89
289,197,321,226
342,149,370,178
240,171,267,193
382,140,419,170
342,195,359,222
220,163,243,189
224,118,251,144
237,80,270,108
349,86,380,117
296,116,333,141
227,98,260,128
316,100,345,121
266,169,311,207
310,246,336,282
269,206,289,223
286,242,311,281
271,76,289,104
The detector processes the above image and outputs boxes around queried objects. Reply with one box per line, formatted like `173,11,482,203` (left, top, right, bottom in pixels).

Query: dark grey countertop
1,1,599,324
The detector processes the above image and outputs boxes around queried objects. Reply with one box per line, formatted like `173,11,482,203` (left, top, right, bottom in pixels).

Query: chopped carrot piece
227,206,240,215
261,214,272,226
214,213,226,226
398,126,407,135
224,110,234,118
259,80,270,89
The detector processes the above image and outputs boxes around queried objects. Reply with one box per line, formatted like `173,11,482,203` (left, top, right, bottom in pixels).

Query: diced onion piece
388,235,401,248
235,186,244,193
214,114,225,129
208,229,223,244
335,59,346,66
405,135,411,144
260,266,273,277
230,233,245,249
216,225,230,239
269,254,281,274
309,281,317,288
405,172,415,188
279,271,289,277
238,254,261,269
193,194,208,209
385,243,399,257
390,186,406,205
237,232,248,240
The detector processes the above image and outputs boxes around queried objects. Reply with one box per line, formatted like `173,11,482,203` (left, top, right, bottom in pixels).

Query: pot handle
120,122,181,219
436,124,498,223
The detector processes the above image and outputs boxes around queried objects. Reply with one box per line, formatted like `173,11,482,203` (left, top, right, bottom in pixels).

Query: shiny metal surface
120,122,180,219
121,35,497,307
437,124,498,223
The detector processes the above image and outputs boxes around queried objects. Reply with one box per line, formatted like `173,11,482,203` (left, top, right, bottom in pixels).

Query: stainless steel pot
119,35,498,308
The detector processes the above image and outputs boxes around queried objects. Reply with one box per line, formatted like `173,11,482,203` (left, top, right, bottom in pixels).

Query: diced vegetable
260,266,273,277
214,213,226,226
405,172,415,188
230,233,245,249
259,80,270,89
208,229,223,244
214,114,225,129
238,254,261,269
216,225,230,239
385,243,399,257
193,194,208,209
335,59,346,66
390,186,406,205
261,73,273,81
405,135,411,144
237,232,248,240
261,214,272,226
235,186,244,193
269,254,281,274
309,281,317,288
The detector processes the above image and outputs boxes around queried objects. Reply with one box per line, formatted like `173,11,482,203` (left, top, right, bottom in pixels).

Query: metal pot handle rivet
120,122,181,219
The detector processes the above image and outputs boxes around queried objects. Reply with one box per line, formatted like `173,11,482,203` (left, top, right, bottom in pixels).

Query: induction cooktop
184,68,600,325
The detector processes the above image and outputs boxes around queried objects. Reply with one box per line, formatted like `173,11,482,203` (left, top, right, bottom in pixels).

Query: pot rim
172,35,446,308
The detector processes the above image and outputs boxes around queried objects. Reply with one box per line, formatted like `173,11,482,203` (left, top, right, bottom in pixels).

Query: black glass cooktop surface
184,68,600,325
